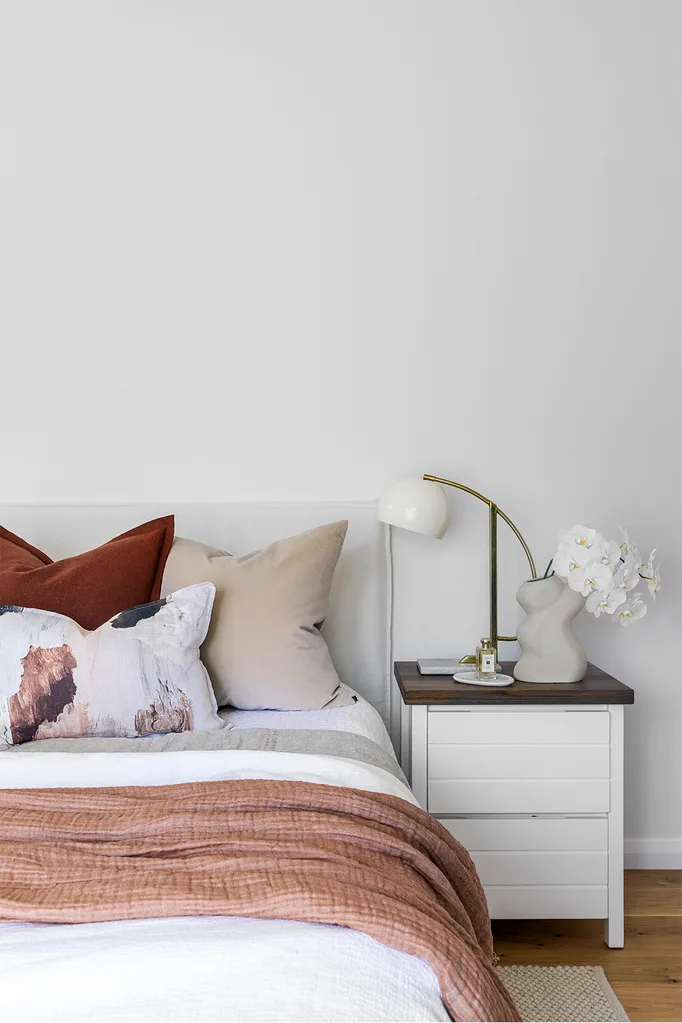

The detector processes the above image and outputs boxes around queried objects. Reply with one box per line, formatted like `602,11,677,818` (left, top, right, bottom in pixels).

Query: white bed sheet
1,917,449,1023
0,747,416,799
219,682,395,754
0,692,450,1023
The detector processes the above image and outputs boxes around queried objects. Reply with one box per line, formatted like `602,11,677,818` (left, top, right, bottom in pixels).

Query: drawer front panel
470,851,607,886
428,711,609,746
438,816,608,852
428,779,610,814
484,885,608,919
428,744,609,779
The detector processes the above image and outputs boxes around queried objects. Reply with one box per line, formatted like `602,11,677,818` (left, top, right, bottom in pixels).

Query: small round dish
452,671,514,688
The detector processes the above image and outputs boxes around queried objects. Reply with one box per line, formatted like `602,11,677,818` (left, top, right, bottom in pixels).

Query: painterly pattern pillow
0,583,222,747
0,516,175,631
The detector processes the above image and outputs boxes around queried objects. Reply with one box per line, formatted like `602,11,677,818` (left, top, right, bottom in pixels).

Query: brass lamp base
423,473,537,665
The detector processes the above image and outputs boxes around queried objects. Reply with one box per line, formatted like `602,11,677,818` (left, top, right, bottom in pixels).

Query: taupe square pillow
161,521,349,711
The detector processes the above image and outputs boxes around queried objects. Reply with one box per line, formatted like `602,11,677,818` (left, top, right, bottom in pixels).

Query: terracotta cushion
0,516,174,631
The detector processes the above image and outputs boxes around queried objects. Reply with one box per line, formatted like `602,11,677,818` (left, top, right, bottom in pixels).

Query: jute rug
499,965,629,1022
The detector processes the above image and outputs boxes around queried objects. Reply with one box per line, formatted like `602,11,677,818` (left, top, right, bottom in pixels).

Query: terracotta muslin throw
0,780,520,1023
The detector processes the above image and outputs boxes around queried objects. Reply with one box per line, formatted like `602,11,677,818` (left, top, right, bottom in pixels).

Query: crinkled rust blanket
0,780,519,1022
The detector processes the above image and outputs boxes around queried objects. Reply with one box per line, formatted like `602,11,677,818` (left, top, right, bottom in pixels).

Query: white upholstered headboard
0,502,391,730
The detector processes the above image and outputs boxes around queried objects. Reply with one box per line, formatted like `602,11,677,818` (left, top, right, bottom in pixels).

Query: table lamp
377,474,537,662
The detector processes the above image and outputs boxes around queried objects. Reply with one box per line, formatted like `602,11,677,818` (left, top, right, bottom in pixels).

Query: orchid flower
577,561,615,596
612,560,640,594
552,524,659,627
638,549,658,581
617,596,648,626
586,586,627,617
553,544,613,596
618,526,632,555
553,528,616,596
622,550,639,575
553,540,593,580
627,546,642,573
647,567,661,599
558,526,599,549
594,538,622,569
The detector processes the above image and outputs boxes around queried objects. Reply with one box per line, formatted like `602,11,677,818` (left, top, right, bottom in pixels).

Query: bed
0,503,518,1023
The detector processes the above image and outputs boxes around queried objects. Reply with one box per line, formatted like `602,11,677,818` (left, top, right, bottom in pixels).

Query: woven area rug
499,965,630,1022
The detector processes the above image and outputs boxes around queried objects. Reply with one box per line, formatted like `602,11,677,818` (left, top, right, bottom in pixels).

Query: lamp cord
384,522,396,751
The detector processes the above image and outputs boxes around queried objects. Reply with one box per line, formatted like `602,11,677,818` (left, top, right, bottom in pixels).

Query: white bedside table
395,661,635,948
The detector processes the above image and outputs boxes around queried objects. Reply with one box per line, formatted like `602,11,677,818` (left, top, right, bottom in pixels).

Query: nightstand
395,661,635,948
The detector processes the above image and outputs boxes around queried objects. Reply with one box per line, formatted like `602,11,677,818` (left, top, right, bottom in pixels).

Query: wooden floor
493,871,682,1022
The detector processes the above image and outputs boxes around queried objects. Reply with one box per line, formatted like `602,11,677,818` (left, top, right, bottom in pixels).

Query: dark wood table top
395,661,635,705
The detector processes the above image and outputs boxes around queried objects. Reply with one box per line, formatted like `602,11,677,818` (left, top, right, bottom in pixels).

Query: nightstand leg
605,705,625,948
400,701,411,782
410,706,428,809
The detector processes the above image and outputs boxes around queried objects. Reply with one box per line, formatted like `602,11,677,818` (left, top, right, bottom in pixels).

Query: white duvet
0,694,450,1023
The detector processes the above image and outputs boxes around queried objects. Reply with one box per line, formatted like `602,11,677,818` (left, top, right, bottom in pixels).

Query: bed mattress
0,689,450,1022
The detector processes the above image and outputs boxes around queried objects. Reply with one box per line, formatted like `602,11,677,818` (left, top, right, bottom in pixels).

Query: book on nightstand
417,658,474,674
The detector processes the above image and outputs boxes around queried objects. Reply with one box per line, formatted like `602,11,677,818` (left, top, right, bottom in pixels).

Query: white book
417,658,473,674
417,657,503,674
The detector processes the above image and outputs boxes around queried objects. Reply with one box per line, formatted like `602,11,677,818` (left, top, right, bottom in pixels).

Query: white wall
1,1,680,864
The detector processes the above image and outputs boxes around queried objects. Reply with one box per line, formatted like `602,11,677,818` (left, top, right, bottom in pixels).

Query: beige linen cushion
161,521,349,711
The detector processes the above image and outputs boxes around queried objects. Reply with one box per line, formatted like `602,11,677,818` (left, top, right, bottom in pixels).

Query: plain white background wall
1,1,680,863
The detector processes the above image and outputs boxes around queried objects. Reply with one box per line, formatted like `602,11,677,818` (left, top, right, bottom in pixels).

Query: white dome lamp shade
377,478,448,539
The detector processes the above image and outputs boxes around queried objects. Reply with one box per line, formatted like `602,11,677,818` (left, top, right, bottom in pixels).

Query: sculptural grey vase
514,575,587,683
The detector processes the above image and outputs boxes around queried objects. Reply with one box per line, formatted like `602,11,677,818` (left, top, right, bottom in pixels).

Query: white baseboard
624,838,682,869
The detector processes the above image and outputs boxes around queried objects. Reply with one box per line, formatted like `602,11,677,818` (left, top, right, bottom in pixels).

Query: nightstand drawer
428,710,609,746
470,850,607,886
440,818,608,883
428,744,609,779
483,885,608,919
438,816,608,851
428,778,610,814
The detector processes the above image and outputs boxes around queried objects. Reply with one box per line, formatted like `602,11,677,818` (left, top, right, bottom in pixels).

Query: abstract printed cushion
161,522,350,711
0,583,222,747
0,516,175,631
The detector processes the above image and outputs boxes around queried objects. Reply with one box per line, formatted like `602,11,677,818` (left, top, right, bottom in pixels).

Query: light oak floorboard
492,871,682,1023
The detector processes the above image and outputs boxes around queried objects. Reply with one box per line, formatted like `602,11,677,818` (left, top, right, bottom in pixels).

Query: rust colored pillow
0,516,174,631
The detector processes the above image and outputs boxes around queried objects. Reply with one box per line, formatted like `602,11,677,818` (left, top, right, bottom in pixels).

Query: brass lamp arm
423,475,536,578
423,474,536,656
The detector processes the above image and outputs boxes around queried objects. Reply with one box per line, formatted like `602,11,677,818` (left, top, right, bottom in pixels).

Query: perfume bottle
476,638,496,676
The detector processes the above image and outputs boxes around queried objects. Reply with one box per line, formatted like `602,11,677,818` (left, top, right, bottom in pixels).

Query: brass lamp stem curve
423,474,537,656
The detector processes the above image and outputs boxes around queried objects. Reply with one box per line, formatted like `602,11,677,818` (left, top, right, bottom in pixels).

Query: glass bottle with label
476,638,496,676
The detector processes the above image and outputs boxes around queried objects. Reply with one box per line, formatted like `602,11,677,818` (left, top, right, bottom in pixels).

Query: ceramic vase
514,574,587,683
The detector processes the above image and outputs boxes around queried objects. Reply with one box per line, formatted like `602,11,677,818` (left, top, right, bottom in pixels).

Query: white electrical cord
383,523,397,749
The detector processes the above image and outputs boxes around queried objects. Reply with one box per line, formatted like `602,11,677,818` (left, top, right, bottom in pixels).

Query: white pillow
0,583,222,747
